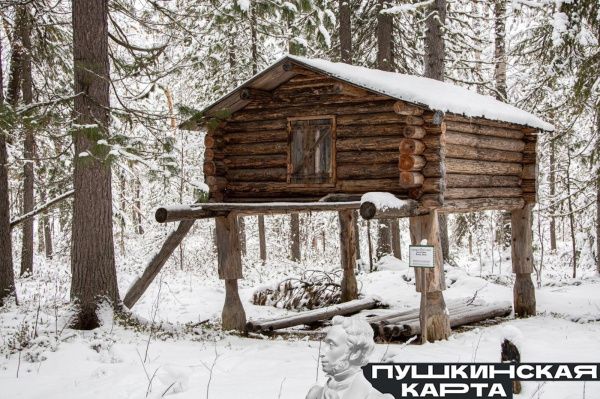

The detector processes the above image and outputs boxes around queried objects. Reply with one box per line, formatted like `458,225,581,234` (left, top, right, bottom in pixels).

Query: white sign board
409,245,435,268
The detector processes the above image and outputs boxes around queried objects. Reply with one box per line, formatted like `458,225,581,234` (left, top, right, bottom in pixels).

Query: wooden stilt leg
223,279,246,331
511,204,536,317
410,210,450,343
339,210,358,301
215,213,246,331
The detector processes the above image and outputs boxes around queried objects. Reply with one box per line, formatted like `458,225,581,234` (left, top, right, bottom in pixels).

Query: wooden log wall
436,113,537,213
206,68,430,202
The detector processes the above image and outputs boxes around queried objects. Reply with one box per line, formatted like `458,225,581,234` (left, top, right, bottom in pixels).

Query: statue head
320,316,375,378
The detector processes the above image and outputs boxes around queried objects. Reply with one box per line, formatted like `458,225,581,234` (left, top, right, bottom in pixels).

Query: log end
359,202,377,220
155,208,168,223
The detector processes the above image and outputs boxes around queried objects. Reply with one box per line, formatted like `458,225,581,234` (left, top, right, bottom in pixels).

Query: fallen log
246,297,382,333
401,302,512,337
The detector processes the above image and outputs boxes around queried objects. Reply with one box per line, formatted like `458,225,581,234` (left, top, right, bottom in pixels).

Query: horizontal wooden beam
360,198,420,220
155,201,363,223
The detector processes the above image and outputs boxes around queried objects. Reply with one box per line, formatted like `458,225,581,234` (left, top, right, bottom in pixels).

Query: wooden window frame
286,115,337,187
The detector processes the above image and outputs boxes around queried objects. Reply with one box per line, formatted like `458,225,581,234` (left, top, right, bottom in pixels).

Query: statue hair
331,316,375,366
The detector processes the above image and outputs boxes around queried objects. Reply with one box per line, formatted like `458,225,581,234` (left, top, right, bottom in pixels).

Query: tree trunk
249,2,258,74
70,0,119,329
376,219,392,259
423,0,449,263
290,213,301,261
0,31,15,305
549,138,557,250
423,0,446,80
493,0,507,101
353,210,361,260
39,189,53,259
258,215,267,262
238,216,247,256
391,219,401,259
20,5,34,276
339,210,358,301
376,0,393,72
597,111,600,274
339,0,352,64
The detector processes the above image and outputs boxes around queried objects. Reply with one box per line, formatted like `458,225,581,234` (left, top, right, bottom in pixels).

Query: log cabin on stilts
144,55,553,342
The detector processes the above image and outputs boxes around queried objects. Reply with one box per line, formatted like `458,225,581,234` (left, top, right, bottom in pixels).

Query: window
287,116,335,185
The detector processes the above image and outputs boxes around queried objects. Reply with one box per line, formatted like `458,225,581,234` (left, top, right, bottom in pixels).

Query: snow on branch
10,189,75,229
381,0,434,15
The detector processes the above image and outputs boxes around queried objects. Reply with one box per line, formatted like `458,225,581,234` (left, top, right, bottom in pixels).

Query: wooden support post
290,212,301,262
215,213,246,331
258,215,267,262
409,210,450,343
510,204,536,317
339,210,358,301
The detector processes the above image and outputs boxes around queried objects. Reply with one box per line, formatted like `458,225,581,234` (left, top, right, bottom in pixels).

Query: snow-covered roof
287,56,553,131
197,55,553,131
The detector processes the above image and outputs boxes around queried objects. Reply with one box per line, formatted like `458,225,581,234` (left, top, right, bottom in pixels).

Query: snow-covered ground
1,247,599,399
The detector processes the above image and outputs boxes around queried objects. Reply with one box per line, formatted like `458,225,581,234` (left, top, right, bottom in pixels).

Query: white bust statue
306,316,393,399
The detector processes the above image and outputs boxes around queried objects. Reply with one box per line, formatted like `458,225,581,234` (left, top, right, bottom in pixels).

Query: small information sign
409,245,435,268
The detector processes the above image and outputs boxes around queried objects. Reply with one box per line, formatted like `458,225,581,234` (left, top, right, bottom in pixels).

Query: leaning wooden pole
339,210,358,301
215,213,246,330
123,220,194,308
510,204,536,317
409,210,451,343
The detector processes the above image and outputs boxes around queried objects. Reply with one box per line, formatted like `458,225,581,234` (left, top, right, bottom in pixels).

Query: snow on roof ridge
287,55,554,131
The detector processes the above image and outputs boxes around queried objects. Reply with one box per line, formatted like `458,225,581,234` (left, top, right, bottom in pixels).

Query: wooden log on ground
245,297,381,333
511,204,536,317
443,158,522,176
441,197,525,213
445,187,522,200
446,174,521,188
339,210,358,301
122,220,194,309
446,131,525,152
401,302,512,337
359,198,419,220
